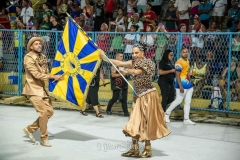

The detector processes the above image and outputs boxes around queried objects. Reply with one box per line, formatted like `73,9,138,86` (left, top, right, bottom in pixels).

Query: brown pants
27,95,54,140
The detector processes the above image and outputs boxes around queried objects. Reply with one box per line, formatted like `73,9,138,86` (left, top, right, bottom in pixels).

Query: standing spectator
127,13,144,32
151,0,164,21
141,3,157,31
20,0,34,26
94,0,105,31
0,8,11,29
68,0,81,18
227,0,240,32
210,0,228,30
50,15,63,31
136,0,147,16
198,0,212,29
163,0,178,32
174,0,191,31
105,0,116,24
158,50,175,112
127,0,137,17
106,52,129,117
165,48,196,125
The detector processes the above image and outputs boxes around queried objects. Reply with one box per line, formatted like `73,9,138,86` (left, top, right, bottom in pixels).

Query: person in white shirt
210,0,227,30
174,0,191,31
137,0,147,14
124,25,140,54
127,13,144,32
20,0,34,26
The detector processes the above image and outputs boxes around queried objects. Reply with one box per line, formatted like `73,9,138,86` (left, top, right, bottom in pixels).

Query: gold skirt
123,89,170,142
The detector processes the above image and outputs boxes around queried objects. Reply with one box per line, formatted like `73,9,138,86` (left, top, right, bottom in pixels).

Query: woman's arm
120,67,143,76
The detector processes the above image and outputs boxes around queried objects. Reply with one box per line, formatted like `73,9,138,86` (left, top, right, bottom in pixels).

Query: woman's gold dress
123,57,170,142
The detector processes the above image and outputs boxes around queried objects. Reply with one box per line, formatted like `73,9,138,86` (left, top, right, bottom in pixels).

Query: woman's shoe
121,143,139,157
139,145,152,158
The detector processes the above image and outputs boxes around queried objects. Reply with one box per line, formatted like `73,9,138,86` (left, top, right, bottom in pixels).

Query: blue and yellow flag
49,17,101,109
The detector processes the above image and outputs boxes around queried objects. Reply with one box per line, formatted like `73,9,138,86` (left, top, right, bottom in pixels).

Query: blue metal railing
0,29,239,114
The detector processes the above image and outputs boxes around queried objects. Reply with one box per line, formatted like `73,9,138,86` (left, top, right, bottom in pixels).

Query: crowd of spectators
0,0,240,102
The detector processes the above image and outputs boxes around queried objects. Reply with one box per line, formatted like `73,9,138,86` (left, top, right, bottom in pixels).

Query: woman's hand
99,50,106,59
180,86,184,93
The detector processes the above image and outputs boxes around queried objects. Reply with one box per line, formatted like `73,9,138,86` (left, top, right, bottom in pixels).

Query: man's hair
116,52,123,55
23,0,29,3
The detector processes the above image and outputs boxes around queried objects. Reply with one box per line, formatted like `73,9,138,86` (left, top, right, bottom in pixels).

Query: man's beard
32,49,42,54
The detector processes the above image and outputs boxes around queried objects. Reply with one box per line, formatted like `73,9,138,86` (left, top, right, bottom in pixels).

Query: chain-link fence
0,29,239,114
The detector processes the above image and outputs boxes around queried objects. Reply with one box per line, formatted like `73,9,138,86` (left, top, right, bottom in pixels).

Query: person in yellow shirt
165,48,196,125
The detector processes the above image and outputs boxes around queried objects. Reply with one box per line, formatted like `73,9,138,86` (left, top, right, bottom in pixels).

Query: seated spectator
192,54,210,97
50,15,63,31
140,24,156,60
74,13,86,23
0,8,11,29
39,14,52,30
123,25,140,55
141,3,157,31
127,13,144,32
227,0,240,32
163,0,178,32
97,23,109,52
15,6,22,19
68,0,81,18
218,57,240,101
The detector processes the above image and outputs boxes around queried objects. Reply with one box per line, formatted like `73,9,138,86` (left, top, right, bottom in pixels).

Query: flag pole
65,13,137,95
103,54,137,95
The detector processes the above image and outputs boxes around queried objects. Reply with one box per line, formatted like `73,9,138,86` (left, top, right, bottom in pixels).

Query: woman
123,25,140,56
113,8,127,32
83,0,93,25
192,54,210,97
218,57,240,101
140,24,156,60
100,43,170,158
158,50,175,112
0,8,11,29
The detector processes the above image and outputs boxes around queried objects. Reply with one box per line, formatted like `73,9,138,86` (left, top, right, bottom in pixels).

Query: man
106,52,129,117
198,0,212,29
165,48,195,125
174,0,191,31
50,15,63,31
141,3,157,31
81,66,105,117
20,0,34,26
22,37,63,147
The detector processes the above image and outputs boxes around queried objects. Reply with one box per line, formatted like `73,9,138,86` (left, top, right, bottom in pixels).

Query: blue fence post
55,31,58,51
226,33,233,110
17,30,23,96
177,32,182,59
